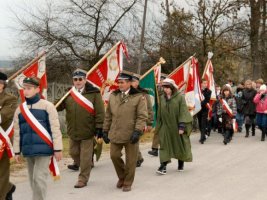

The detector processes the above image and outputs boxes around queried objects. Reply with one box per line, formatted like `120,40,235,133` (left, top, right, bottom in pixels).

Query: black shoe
156,164,166,175
199,139,205,144
223,140,227,145
178,161,184,171
68,164,79,171
136,158,144,167
6,185,16,200
148,148,158,157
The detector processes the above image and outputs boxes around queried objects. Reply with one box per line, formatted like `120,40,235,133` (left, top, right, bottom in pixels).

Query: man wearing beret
0,72,17,200
57,68,105,188
102,70,148,192
131,73,153,167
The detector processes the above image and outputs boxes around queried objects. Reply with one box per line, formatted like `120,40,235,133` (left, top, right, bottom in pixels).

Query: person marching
148,73,168,157
155,78,193,175
253,84,267,141
57,68,105,188
197,79,211,144
131,73,153,167
13,77,63,200
102,71,148,192
0,72,17,200
242,80,257,137
217,85,237,145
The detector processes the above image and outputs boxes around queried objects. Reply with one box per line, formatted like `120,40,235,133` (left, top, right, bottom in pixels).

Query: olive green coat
0,91,17,130
103,87,148,143
155,91,193,163
57,83,105,141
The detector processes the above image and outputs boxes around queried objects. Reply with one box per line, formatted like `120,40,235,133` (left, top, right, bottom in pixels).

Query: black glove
130,130,141,144
95,128,103,139
102,131,110,144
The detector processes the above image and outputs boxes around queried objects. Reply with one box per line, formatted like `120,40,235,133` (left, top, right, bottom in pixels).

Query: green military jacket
0,91,17,131
57,83,105,141
103,87,148,143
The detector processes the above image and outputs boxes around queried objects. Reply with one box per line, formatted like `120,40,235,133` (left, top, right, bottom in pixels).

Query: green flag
140,69,158,127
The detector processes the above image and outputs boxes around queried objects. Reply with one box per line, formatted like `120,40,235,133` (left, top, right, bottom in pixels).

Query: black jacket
242,88,257,115
201,88,212,112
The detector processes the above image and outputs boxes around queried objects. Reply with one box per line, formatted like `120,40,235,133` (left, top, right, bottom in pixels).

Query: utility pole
137,0,148,74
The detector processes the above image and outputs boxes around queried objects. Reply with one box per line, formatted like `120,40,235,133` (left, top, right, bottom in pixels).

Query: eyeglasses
73,78,84,82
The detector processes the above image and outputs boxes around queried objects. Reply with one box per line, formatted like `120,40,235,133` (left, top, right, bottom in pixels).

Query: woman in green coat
155,78,193,175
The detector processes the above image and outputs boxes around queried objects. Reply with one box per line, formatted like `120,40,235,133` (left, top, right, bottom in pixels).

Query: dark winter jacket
242,88,257,116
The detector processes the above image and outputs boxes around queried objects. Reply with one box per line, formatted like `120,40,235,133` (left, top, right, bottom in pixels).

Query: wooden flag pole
202,52,213,79
7,41,58,82
55,41,121,108
140,57,166,80
168,53,196,77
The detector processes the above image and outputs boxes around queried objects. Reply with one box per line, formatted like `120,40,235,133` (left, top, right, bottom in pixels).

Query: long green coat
155,91,193,163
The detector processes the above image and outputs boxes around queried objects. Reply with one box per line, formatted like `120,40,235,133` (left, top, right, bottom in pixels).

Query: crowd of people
0,69,266,200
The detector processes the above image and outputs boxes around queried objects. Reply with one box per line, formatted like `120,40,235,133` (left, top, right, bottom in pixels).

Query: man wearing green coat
155,78,193,175
102,71,148,192
131,73,153,167
0,72,17,200
57,69,105,188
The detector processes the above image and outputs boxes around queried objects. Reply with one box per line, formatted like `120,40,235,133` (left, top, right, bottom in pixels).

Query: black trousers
197,110,209,141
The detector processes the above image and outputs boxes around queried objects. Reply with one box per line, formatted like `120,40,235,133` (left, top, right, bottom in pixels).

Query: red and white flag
168,56,192,92
202,52,216,119
14,55,47,101
184,57,204,116
87,41,128,104
154,65,161,84
0,123,15,160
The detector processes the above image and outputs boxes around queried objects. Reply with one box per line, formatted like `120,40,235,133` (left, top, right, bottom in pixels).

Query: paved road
13,131,267,200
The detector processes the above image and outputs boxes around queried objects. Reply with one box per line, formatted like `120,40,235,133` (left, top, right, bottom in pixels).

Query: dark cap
118,70,132,81
132,73,141,81
73,68,87,78
0,72,7,81
23,77,40,86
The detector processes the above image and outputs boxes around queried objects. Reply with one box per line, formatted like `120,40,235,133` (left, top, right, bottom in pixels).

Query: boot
252,124,256,136
245,125,250,138
68,163,79,171
262,127,266,141
178,160,184,171
156,162,167,175
136,158,144,167
148,148,158,156
5,185,16,200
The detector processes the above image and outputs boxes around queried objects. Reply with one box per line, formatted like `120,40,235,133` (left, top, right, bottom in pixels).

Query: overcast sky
0,0,189,60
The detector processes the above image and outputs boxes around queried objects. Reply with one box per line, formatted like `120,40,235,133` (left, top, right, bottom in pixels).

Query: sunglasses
73,78,84,82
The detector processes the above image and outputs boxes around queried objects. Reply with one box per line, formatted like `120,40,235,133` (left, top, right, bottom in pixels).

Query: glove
102,131,110,144
95,128,103,139
130,130,141,144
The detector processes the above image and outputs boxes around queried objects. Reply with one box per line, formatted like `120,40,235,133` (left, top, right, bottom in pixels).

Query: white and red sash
220,98,234,117
220,98,238,133
19,102,60,179
0,122,14,160
70,87,95,115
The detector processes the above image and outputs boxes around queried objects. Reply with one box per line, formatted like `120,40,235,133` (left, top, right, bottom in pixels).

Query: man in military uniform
131,73,153,167
148,73,168,157
102,71,147,192
0,72,17,200
57,69,105,188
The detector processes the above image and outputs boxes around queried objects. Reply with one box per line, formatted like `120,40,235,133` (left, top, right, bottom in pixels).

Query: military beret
132,73,141,81
0,72,7,81
118,70,132,81
73,68,87,78
23,77,40,86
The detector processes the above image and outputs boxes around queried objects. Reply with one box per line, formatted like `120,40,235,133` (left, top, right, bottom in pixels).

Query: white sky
0,0,189,60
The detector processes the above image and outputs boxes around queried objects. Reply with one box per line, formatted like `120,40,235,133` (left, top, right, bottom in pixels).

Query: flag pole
140,57,166,80
7,41,58,82
168,53,196,77
202,52,213,79
55,41,121,108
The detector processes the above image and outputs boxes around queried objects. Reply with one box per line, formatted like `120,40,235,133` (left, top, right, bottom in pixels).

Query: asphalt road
13,130,267,200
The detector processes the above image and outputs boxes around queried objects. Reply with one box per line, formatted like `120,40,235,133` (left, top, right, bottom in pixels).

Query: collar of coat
68,82,100,94
113,86,141,96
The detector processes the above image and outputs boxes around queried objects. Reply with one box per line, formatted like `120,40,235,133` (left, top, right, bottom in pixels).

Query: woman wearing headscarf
155,78,193,175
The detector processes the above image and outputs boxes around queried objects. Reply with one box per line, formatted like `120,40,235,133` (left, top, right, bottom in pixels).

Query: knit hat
162,78,178,89
260,84,267,91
